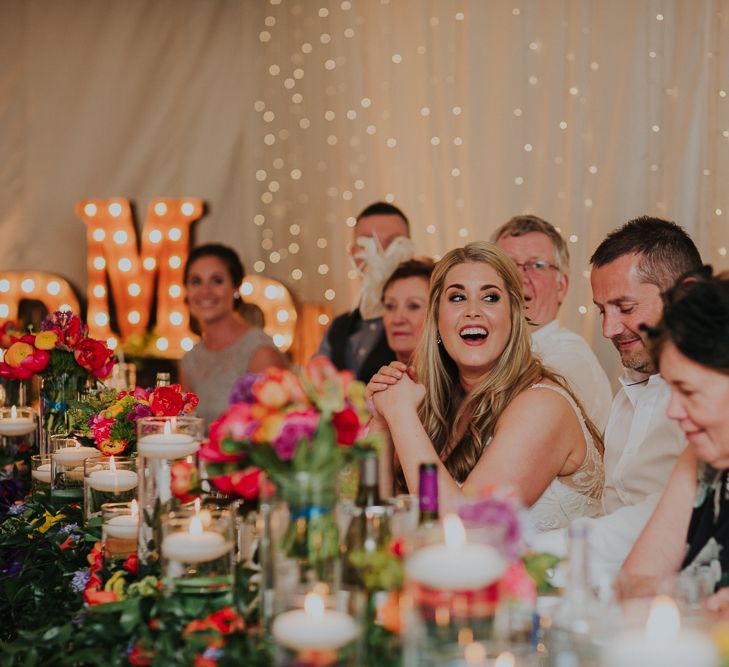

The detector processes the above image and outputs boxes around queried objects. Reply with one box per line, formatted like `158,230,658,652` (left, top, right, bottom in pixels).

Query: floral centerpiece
198,356,378,579
0,311,115,436
68,385,199,456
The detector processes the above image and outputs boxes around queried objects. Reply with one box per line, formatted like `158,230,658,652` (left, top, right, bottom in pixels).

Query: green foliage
348,550,404,593
523,551,562,595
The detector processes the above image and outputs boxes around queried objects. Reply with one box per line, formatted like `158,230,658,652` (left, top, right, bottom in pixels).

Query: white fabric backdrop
1,0,728,379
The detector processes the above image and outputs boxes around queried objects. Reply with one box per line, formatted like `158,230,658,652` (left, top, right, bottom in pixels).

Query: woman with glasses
367,242,604,528
621,270,729,610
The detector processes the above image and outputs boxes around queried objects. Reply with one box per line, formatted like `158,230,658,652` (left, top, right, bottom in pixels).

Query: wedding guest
493,215,612,431
179,243,287,430
317,202,415,381
367,241,604,527
532,217,702,581
622,270,729,609
382,258,436,364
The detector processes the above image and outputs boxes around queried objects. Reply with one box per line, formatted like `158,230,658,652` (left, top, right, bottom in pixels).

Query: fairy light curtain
0,0,727,375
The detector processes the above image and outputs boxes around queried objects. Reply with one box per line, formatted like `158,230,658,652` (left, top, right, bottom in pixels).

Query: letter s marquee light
77,197,203,357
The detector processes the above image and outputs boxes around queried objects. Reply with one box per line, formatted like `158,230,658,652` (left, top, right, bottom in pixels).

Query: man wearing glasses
493,214,612,431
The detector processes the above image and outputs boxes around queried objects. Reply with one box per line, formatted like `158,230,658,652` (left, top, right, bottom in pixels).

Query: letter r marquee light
76,197,203,357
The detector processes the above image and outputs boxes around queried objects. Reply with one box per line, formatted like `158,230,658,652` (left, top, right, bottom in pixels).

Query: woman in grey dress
179,244,288,431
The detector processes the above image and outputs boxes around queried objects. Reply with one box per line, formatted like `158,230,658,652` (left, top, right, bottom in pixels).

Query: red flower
128,643,154,666
208,606,246,634
74,337,115,379
57,314,86,347
170,460,200,502
0,340,50,379
123,552,139,576
149,385,185,416
84,588,118,606
193,656,218,667
59,536,76,551
229,468,262,500
332,406,361,445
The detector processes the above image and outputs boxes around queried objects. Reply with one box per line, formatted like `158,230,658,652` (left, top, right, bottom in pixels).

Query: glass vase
39,372,83,454
277,471,340,589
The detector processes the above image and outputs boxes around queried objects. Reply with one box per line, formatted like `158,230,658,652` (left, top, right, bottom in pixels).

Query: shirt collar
530,318,558,342
619,368,662,405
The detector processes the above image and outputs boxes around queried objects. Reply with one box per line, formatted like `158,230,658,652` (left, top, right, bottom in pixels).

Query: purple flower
70,568,91,593
458,496,523,559
129,403,153,422
203,647,223,660
59,522,79,535
229,373,262,405
7,501,26,516
272,410,318,461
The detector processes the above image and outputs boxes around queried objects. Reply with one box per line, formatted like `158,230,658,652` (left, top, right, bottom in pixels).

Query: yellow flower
34,331,59,350
104,571,127,599
104,402,124,418
35,511,65,534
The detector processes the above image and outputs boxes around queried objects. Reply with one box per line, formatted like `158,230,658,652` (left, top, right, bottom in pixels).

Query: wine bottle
418,462,439,526
155,371,171,387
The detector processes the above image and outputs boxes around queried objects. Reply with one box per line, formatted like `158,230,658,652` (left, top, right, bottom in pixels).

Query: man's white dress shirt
531,320,613,432
531,369,687,582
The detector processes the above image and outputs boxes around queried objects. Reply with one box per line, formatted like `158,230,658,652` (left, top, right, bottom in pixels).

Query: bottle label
419,469,438,514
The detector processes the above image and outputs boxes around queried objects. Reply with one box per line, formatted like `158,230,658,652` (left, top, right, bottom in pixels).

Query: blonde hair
412,241,602,483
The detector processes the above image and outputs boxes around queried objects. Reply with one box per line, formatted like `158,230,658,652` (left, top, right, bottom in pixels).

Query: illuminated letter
0,271,80,323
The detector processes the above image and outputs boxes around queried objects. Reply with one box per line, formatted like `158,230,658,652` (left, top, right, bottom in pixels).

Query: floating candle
272,592,359,651
53,444,100,467
138,421,199,459
406,514,506,591
88,457,138,492
104,501,140,539
32,463,51,484
603,596,718,667
0,406,35,437
161,515,232,563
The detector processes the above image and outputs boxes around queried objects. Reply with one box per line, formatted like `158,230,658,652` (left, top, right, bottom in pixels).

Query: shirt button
358,348,367,357
369,323,377,331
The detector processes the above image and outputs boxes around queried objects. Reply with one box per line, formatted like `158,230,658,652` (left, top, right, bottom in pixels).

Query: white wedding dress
527,383,605,531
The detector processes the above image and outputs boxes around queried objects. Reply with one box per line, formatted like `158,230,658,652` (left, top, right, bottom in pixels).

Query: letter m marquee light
76,197,203,358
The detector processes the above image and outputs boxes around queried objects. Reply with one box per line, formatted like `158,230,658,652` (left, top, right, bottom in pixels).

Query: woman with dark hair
381,258,435,365
179,243,287,430
622,269,729,608
367,242,604,525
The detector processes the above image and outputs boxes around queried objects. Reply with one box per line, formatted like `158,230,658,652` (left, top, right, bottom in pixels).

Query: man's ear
557,272,569,305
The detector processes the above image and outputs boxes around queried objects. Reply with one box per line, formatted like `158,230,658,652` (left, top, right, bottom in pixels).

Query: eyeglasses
514,259,559,274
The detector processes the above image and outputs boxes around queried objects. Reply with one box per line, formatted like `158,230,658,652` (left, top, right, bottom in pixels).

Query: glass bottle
418,462,439,526
545,519,602,667
155,372,171,387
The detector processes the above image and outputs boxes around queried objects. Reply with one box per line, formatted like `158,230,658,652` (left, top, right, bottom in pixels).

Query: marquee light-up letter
0,272,80,323
76,197,203,357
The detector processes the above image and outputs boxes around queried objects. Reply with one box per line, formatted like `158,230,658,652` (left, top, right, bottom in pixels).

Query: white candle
273,592,359,651
89,469,138,493
105,503,139,540
603,596,718,667
138,431,199,459
32,463,51,484
0,406,35,436
161,515,232,563
406,514,506,591
53,445,99,467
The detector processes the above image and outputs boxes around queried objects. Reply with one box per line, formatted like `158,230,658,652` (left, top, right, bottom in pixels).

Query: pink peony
272,409,319,461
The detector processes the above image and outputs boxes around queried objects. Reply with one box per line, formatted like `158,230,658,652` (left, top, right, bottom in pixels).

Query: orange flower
34,330,59,350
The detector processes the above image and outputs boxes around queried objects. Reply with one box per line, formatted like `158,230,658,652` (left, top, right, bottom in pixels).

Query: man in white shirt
532,216,703,581
493,215,612,431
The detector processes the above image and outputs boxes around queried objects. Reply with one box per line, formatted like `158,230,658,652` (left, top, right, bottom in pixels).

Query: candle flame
304,592,325,620
463,642,486,665
645,595,680,642
194,497,201,513
109,455,116,473
131,499,138,519
163,420,172,436
444,513,466,552
494,652,515,667
189,515,203,537
10,405,17,419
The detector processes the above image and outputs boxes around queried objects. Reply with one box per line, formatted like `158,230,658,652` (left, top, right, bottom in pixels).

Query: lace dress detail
527,383,605,531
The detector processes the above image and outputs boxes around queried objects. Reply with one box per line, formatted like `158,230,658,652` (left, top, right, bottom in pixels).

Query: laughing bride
366,242,604,530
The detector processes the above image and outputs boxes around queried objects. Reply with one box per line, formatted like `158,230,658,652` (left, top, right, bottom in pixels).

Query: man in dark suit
317,202,413,382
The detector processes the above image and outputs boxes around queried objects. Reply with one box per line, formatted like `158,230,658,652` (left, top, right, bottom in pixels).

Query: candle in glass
272,592,359,652
0,405,35,437
53,441,100,467
161,514,232,563
138,419,199,459
603,596,718,667
104,500,140,539
88,456,138,492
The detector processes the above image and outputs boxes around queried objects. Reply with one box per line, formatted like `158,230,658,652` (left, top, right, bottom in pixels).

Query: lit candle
161,514,232,563
53,442,100,467
406,514,506,590
0,405,35,436
272,592,359,651
32,463,51,484
138,420,199,459
88,456,138,492
603,596,718,667
105,500,140,539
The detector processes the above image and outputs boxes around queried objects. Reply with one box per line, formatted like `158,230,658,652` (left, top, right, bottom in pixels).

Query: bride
367,242,604,530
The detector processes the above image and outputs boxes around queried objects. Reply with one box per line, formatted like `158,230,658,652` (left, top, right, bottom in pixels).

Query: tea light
603,596,718,667
88,457,138,492
273,592,359,651
138,421,199,459
105,500,139,539
53,443,99,467
161,515,232,563
0,405,35,436
32,463,51,484
406,514,506,591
